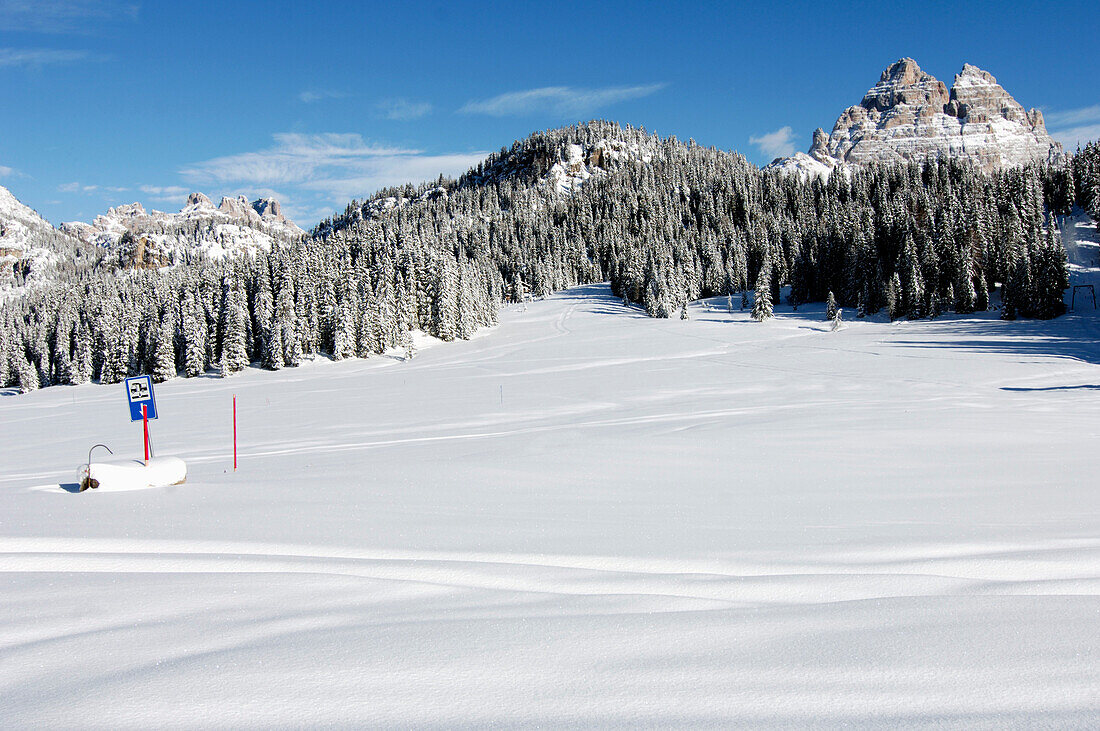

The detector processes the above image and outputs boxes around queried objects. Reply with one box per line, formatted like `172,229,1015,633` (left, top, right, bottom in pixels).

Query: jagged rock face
252,197,284,221
771,58,1063,177
185,192,213,209
62,192,305,266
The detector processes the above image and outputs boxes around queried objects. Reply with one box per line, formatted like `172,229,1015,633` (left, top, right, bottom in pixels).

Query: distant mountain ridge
771,58,1063,178
62,192,305,267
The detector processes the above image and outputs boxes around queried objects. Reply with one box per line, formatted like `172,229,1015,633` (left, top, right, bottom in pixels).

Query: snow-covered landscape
2,2,1099,722
3,279,1099,726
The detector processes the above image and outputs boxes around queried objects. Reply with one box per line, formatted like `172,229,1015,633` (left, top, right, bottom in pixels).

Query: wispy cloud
749,126,797,160
0,47,99,67
460,83,666,117
139,184,187,196
1044,105,1100,148
1043,105,1100,128
138,184,188,203
376,98,432,121
0,1,139,34
298,89,348,104
180,133,488,220
0,165,13,178
180,133,422,187
296,153,490,201
58,181,100,193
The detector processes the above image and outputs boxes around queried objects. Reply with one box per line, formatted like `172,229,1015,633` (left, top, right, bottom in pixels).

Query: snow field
2,282,1100,726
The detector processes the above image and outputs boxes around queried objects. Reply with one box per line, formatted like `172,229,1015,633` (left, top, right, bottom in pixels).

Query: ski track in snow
3,281,1100,726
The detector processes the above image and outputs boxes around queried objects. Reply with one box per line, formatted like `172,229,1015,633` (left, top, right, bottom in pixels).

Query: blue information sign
124,375,158,421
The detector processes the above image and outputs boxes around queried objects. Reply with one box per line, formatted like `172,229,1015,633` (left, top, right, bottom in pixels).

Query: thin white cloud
0,47,98,67
139,184,188,197
57,181,99,193
298,89,348,104
1051,125,1100,149
459,83,666,117
181,133,420,186
136,184,188,205
1043,105,1100,128
297,152,489,201
1043,105,1100,148
749,126,797,160
0,165,13,177
376,98,432,121
0,1,139,33
180,133,489,225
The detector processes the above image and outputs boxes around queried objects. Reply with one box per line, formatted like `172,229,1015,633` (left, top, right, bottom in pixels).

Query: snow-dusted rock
62,192,306,267
770,58,1063,177
0,184,86,286
547,137,655,194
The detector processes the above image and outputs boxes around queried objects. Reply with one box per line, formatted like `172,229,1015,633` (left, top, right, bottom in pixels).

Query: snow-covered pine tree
975,270,990,312
332,300,357,360
219,282,249,376
13,348,39,392
1033,222,1068,319
152,313,177,382
825,290,837,321
751,263,773,321
181,303,206,377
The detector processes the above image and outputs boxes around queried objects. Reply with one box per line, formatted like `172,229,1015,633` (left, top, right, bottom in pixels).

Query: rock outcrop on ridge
771,58,1063,178
62,192,305,268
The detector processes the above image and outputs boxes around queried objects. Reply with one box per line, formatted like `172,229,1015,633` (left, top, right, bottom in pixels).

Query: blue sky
1,0,1097,228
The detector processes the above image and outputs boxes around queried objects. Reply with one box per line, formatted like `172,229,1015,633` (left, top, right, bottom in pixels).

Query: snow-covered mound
62,192,305,267
770,58,1063,177
3,283,1100,725
77,456,187,492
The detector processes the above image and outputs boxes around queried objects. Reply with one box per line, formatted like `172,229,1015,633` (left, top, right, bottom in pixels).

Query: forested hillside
3,122,1098,392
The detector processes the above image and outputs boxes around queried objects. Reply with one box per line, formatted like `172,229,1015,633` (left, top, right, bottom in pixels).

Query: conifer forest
3,122,1099,392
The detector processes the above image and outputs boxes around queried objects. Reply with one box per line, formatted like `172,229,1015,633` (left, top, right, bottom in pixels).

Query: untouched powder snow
2,284,1100,725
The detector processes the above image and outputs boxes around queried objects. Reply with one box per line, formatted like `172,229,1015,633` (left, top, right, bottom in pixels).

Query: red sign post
233,395,237,471
142,403,150,462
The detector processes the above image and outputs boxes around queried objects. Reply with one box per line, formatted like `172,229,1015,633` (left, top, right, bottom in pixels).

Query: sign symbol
128,381,150,402
123,376,158,422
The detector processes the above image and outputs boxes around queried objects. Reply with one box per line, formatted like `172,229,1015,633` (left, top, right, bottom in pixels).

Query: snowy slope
0,184,99,297
2,286,1100,725
0,184,68,280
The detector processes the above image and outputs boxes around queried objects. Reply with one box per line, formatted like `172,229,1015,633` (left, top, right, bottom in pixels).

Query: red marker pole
142,403,150,462
233,395,237,471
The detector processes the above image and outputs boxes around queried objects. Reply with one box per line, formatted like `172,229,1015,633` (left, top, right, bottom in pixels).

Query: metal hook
88,443,113,466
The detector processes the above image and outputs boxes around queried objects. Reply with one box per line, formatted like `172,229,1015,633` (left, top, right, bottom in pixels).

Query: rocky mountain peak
185,192,215,210
860,57,949,112
217,195,255,220
252,197,283,221
769,58,1063,177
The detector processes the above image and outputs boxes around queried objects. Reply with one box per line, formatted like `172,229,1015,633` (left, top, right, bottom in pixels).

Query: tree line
3,121,1093,392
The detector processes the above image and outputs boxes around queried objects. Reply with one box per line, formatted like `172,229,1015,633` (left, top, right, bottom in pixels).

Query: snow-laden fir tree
751,263,773,321
152,313,177,382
